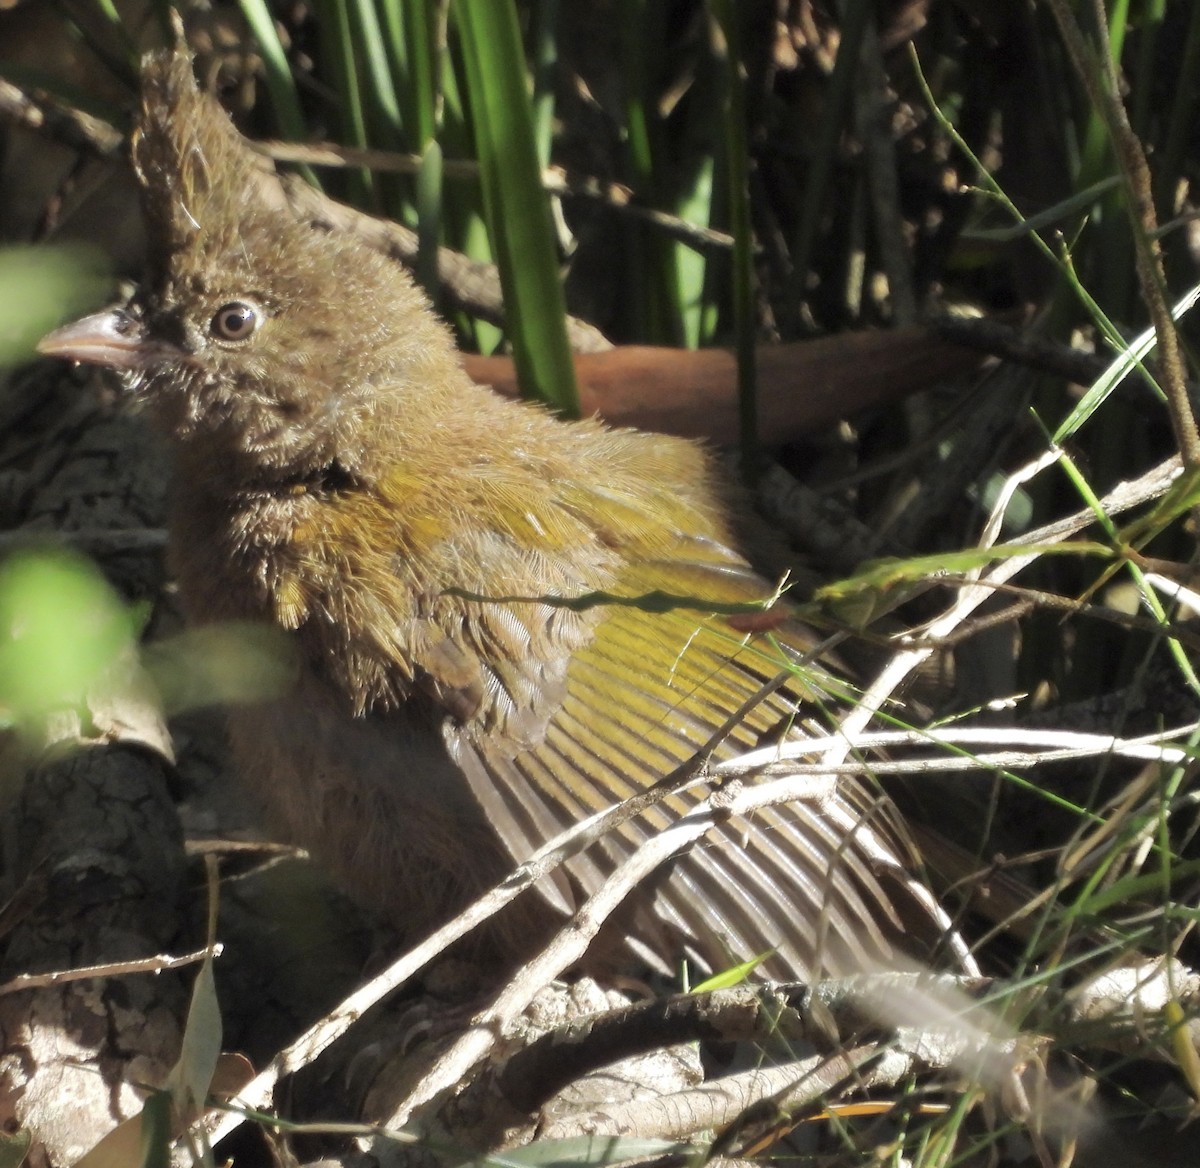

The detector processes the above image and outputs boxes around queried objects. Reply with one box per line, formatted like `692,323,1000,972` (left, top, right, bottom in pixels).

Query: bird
39,50,956,982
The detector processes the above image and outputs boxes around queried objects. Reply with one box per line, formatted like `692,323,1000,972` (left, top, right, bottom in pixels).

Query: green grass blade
529,0,559,169
312,0,374,205
384,0,441,150
1054,279,1200,444
350,0,404,141
453,0,580,416
234,0,310,145
416,137,444,300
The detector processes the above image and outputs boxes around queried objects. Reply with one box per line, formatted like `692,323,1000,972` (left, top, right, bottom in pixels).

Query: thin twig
259,140,738,254
931,313,1110,386
0,945,219,997
0,77,123,157
1044,0,1200,466
721,723,1197,776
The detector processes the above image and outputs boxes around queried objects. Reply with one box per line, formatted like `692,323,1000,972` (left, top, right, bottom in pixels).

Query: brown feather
38,50,959,981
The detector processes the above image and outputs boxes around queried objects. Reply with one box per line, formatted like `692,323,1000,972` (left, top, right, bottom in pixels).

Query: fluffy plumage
40,52,956,980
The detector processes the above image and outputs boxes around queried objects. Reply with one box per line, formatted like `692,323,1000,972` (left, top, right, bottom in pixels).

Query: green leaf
0,549,135,726
691,952,769,992
0,246,110,365
707,0,759,478
1054,279,1200,444
164,948,222,1122
814,541,1116,608
454,0,580,416
416,137,445,300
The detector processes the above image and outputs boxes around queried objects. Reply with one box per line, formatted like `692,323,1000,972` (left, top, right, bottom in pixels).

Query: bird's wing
448,536,948,981
301,435,950,979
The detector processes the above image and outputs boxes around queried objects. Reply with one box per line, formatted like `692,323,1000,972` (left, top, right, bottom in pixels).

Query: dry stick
855,16,917,327
1043,0,1200,467
0,77,123,156
822,446,1060,777
496,986,804,1113
199,768,703,1143
199,708,1181,1132
0,946,218,997
524,955,1200,1142
494,980,938,1127
498,797,1198,1115
915,579,1200,655
385,745,1014,1119
532,968,1028,1145
931,314,1111,386
261,140,739,255
721,724,1195,776
539,1046,892,1143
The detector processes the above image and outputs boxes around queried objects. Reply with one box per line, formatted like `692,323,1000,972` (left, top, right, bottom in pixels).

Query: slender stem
1044,0,1200,468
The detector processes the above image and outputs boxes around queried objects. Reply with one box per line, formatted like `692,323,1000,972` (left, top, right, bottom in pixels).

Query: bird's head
39,51,460,489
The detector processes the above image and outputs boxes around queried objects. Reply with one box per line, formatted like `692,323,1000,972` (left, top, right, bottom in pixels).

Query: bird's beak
38,307,173,371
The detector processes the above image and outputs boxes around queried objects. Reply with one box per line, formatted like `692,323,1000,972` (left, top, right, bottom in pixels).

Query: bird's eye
210,301,259,342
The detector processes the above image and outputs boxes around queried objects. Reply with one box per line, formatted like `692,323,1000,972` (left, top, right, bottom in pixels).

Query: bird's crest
131,52,272,273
